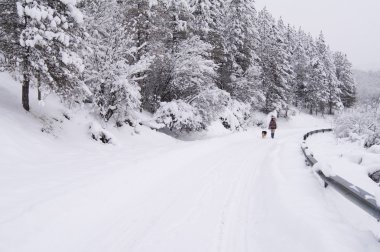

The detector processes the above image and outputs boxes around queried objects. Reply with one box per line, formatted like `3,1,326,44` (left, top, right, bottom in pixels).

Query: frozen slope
0,75,379,251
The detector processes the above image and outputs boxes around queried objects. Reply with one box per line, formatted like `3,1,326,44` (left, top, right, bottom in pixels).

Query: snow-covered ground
1,72,380,252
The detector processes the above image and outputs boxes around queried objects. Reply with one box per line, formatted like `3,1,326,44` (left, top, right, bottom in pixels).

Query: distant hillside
353,70,380,99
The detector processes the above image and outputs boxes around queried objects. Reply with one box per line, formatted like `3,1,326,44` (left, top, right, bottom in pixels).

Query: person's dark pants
271,129,275,138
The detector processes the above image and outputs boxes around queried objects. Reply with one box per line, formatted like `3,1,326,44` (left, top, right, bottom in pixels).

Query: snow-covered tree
0,0,358,133
217,0,264,111
305,34,326,114
229,64,264,109
120,0,151,61
168,0,194,48
190,0,224,38
333,51,356,108
168,36,218,101
292,29,311,107
147,35,217,104
190,0,228,91
224,0,259,73
189,88,230,125
82,0,145,124
0,0,29,108
0,0,86,111
316,33,341,114
257,8,293,113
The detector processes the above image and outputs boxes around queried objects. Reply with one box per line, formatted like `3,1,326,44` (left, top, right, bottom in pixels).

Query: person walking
268,115,277,139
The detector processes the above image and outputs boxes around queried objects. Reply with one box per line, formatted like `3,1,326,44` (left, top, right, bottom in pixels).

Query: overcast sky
255,0,380,71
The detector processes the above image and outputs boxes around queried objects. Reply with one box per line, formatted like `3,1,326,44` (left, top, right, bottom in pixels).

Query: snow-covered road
1,115,380,252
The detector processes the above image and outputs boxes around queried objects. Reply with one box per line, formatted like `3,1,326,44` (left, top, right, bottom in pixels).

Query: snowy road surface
1,115,380,252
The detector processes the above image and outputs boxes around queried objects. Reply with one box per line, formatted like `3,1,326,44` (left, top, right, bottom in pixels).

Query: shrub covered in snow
154,100,204,132
278,106,298,118
190,89,230,125
333,98,380,151
91,78,142,126
334,109,373,139
368,145,380,154
364,133,380,149
370,171,380,183
334,105,380,149
313,161,335,178
154,90,255,134
89,122,115,144
220,100,251,131
82,1,149,126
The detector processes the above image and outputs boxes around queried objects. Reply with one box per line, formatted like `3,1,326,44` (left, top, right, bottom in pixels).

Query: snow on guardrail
301,129,380,222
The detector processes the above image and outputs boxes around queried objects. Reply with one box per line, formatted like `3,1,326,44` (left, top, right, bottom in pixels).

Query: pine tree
190,0,227,91
257,8,293,113
143,0,218,106
142,0,193,109
168,0,194,48
305,33,325,114
224,0,260,74
333,51,356,108
292,28,311,107
0,0,30,110
190,0,223,38
220,0,264,108
277,18,296,108
119,0,153,63
0,0,86,111
166,35,218,102
316,32,341,114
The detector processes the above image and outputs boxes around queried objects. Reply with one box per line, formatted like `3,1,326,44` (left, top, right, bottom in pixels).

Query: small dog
262,131,267,139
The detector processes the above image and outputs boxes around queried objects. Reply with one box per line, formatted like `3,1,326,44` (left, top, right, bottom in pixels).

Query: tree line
0,0,356,131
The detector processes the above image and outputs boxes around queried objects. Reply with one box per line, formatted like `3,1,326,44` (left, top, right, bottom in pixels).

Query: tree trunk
22,72,30,111
22,11,30,111
38,88,42,101
329,102,333,115
37,72,42,101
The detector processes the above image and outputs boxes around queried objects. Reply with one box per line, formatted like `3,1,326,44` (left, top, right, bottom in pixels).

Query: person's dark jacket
269,119,277,130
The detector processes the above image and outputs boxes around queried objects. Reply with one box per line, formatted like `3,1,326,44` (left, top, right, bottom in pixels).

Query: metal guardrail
302,129,380,222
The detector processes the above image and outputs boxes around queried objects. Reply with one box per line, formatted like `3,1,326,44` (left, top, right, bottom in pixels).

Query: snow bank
220,99,250,131
154,100,204,132
339,153,363,165
368,145,380,154
313,161,336,177
89,121,116,144
0,71,174,148
303,148,314,157
308,133,378,188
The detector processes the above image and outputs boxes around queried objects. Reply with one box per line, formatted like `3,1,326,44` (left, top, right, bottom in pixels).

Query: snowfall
0,72,379,252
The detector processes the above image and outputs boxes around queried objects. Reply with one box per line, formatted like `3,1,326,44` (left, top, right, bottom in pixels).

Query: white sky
255,0,380,71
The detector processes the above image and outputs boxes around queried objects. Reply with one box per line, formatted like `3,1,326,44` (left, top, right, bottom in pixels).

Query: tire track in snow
128,147,242,252
216,137,273,252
